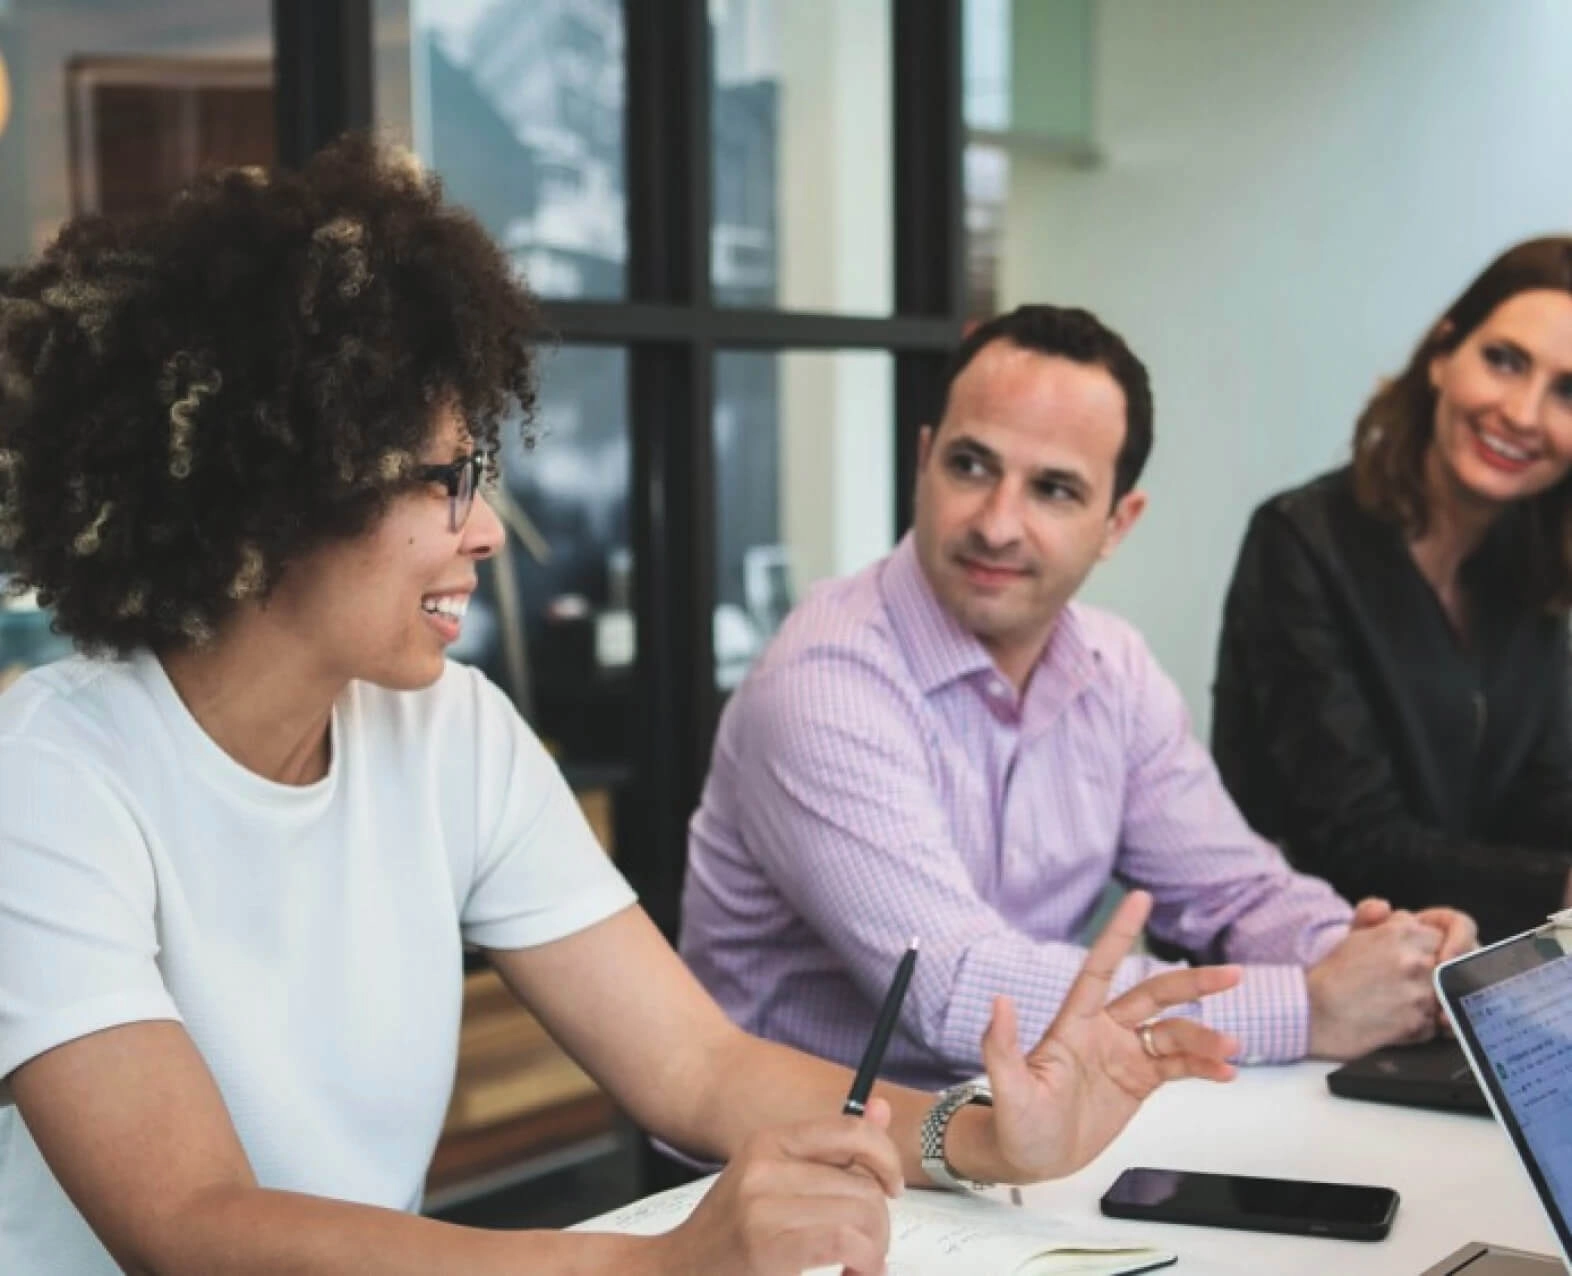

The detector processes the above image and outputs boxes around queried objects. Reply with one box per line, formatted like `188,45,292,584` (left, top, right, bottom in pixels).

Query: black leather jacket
1212,466,1572,942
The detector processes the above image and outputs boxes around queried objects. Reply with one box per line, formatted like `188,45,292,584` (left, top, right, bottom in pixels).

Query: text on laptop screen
1461,952,1572,1219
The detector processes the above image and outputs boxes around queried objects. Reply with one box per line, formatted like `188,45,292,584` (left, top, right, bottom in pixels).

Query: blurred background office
1,0,1569,1232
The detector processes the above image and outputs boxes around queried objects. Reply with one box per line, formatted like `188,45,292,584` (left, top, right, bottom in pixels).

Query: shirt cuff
1194,963,1311,1064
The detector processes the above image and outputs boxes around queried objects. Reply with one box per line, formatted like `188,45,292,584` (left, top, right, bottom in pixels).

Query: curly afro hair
0,133,541,655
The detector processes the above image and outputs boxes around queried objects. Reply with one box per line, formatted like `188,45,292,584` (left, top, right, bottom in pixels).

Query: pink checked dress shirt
681,533,1353,1091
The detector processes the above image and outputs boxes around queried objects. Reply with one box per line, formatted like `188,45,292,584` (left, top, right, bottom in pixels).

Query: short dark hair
941,304,1154,500
1352,236,1572,610
0,133,541,655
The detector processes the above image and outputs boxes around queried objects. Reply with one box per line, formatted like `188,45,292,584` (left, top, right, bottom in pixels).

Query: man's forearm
1194,963,1313,1063
937,933,1167,1070
950,935,1314,1069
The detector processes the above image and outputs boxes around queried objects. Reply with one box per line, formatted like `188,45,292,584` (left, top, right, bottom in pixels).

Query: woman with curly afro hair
0,135,1244,1276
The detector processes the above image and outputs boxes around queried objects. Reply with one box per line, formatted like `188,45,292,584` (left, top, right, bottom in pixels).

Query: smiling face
1427,289,1572,508
264,406,504,690
912,339,1146,686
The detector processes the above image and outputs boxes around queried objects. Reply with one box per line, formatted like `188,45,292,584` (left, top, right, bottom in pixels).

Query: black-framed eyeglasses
413,452,487,533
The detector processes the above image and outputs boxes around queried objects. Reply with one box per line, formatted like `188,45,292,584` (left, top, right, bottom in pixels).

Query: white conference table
586,1061,1561,1274
1011,1059,1560,1274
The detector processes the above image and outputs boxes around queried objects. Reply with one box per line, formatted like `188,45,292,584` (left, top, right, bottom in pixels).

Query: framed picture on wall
66,55,274,217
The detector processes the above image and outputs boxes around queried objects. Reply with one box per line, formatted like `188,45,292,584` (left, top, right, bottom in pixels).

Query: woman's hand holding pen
957,890,1243,1185
650,1099,902,1276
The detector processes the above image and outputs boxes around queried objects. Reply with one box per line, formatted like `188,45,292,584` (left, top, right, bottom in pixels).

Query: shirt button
990,680,1009,698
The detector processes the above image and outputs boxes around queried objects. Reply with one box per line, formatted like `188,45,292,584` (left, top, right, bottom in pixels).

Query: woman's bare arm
10,1021,658,1276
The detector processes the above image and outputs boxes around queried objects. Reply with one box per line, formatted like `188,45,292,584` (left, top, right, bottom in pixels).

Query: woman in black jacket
1214,237,1572,942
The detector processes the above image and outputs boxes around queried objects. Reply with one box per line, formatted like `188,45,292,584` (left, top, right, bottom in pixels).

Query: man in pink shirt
682,304,1476,1091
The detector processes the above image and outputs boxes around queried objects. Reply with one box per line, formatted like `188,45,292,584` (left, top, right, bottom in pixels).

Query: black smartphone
1100,1167,1399,1241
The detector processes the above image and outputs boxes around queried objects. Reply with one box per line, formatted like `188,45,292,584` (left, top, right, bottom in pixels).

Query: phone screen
1101,1167,1399,1238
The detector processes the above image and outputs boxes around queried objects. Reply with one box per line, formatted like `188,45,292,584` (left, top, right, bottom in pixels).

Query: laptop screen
1441,928,1572,1265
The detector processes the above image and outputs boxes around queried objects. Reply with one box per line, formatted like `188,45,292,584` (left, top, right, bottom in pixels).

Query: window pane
964,140,1008,322
714,349,894,688
964,0,1011,132
711,0,893,315
963,0,1099,321
0,0,273,266
459,346,634,767
963,0,1011,321
374,0,627,301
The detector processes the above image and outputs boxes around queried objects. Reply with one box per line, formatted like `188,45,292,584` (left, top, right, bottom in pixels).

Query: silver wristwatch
919,1081,995,1191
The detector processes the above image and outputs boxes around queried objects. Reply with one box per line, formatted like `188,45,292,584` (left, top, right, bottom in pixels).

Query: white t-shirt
0,652,637,1274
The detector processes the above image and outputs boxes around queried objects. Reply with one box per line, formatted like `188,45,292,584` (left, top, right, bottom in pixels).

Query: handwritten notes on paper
573,1175,1174,1275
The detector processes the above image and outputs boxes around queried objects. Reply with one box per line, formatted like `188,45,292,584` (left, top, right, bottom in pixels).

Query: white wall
1000,0,1572,731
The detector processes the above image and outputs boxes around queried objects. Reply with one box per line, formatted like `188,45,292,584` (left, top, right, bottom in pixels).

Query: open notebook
573,1175,1176,1275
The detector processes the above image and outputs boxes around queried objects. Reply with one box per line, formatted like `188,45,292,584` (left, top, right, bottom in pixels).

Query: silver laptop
1425,911,1572,1274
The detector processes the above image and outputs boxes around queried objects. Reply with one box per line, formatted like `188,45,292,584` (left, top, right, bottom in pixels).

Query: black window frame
273,0,966,942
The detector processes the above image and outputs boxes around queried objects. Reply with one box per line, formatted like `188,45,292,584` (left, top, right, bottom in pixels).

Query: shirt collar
879,534,993,693
878,532,1103,699
1021,606,1104,730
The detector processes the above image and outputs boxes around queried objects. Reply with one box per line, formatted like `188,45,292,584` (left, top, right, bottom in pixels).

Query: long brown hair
1352,236,1572,610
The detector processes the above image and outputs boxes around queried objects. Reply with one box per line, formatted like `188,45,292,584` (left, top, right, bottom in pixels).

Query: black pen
843,938,919,1117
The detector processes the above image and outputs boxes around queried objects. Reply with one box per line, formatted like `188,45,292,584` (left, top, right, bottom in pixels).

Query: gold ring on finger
1138,1019,1161,1059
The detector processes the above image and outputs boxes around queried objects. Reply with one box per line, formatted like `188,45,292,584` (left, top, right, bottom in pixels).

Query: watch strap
919,1082,995,1191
